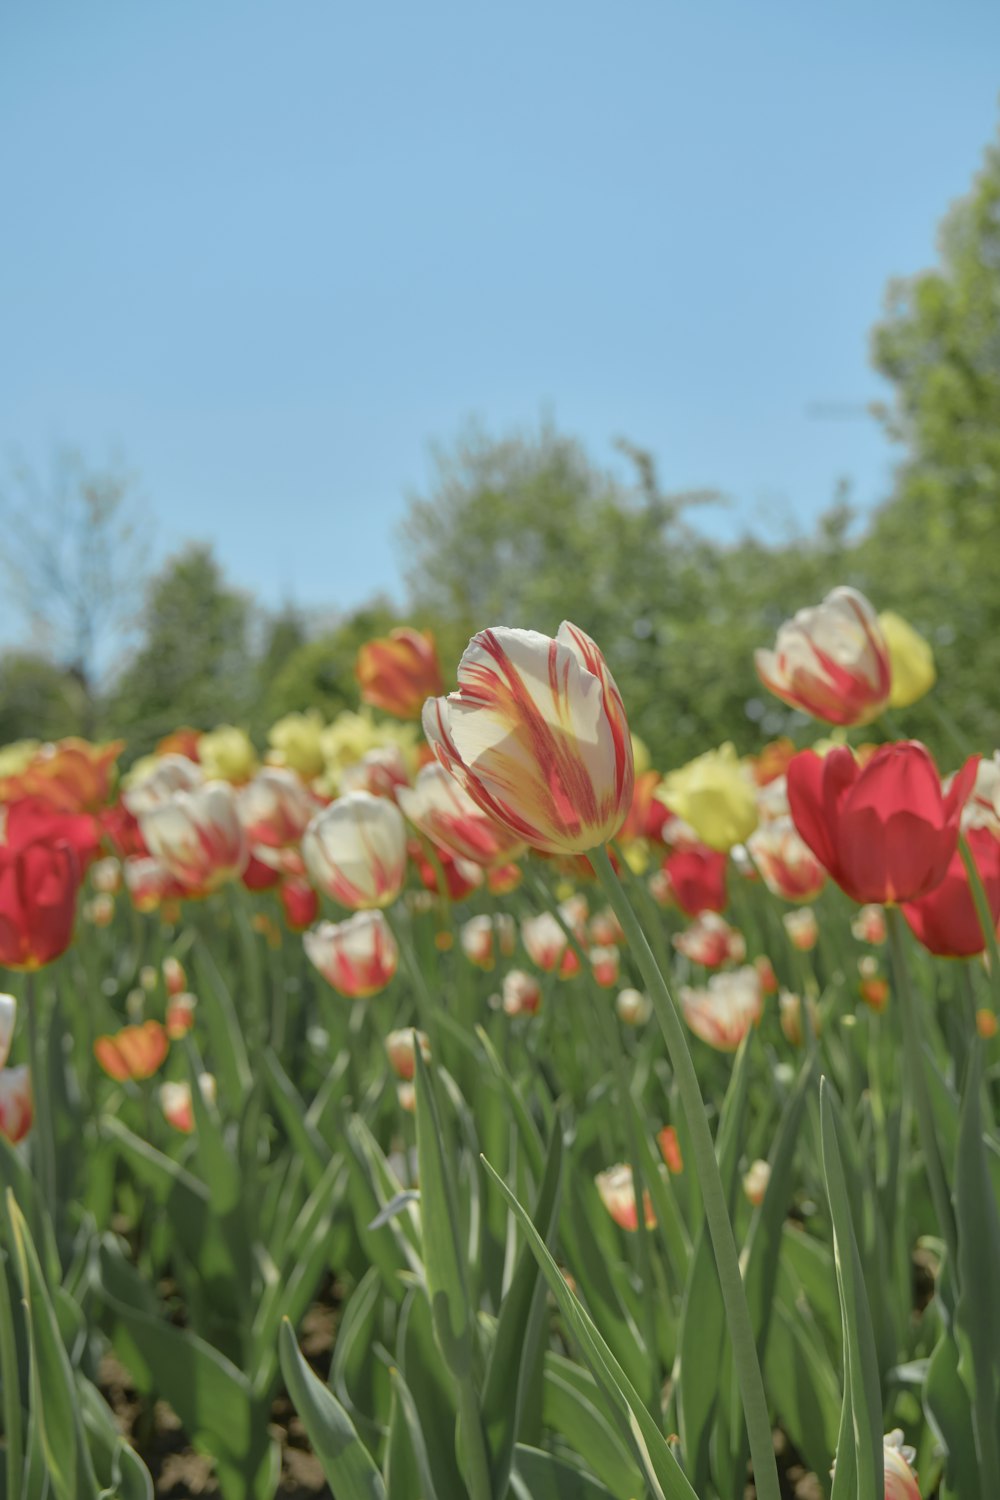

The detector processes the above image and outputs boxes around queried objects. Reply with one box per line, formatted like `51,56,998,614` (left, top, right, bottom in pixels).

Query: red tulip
656,846,728,916
280,877,319,932
901,827,1000,958
0,804,85,969
356,627,444,719
787,743,979,905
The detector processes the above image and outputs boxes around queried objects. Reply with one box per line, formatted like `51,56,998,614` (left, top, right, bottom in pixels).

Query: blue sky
2,1,998,647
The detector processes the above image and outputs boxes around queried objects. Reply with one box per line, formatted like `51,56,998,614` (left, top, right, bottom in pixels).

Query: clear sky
2,1,998,645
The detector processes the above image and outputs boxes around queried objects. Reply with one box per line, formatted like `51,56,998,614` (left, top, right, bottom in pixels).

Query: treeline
3,127,999,770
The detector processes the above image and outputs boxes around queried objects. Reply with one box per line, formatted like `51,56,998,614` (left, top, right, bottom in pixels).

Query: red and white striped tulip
385,1028,430,1080
595,1164,656,1231
0,994,15,1071
160,1074,216,1134
680,967,763,1051
302,791,407,910
0,1066,32,1143
783,907,819,952
423,622,634,855
123,754,204,816
501,969,543,1016
138,782,248,895
237,767,319,855
397,762,525,868
520,911,581,978
673,912,746,969
747,816,827,902
755,587,891,726
304,911,399,998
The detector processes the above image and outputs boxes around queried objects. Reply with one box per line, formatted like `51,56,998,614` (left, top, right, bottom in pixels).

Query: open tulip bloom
755,586,892,726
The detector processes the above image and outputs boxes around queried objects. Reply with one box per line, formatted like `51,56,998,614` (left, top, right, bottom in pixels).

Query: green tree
862,124,1000,752
109,544,253,758
0,652,88,745
260,599,402,725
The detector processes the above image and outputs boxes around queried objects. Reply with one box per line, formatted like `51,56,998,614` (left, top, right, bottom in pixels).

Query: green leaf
542,1356,645,1499
480,1156,698,1500
511,1445,618,1499
820,1080,884,1500
382,1363,441,1500
924,1327,981,1500
412,1045,473,1378
278,1319,387,1500
260,1048,330,1192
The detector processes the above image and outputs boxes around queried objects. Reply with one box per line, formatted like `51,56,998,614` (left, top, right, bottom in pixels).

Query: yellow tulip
657,743,758,852
879,611,936,709
198,726,258,784
0,740,41,778
267,710,326,780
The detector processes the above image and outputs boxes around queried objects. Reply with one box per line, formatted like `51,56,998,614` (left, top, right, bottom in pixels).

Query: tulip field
1,589,999,1500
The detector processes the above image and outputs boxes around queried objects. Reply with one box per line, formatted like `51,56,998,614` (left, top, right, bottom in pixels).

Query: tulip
657,1125,683,1174
680,967,763,1051
156,727,202,761
595,1164,656,1231
878,612,936,710
91,856,122,895
851,904,887,945
779,989,820,1045
357,627,444,719
385,1027,430,1080
94,1020,169,1082
139,782,248,895
788,743,979,906
166,993,197,1039
397,1081,416,1114
782,907,819,953
900,826,1000,958
304,911,399,997
501,969,542,1016
589,945,620,988
960,752,1000,835
4,796,100,870
858,955,889,1011
743,1159,771,1206
616,987,652,1026
237,768,319,853
976,1008,998,1040
163,956,187,996
339,745,412,799
673,912,746,969
123,855,187,912
242,850,282,891
0,994,15,1070
0,736,124,814
882,1432,920,1500
460,913,516,970
0,1066,32,1143
657,744,758,853
83,893,115,927
487,862,522,895
161,1074,216,1134
267,711,327,780
618,769,671,846
589,907,624,947
198,726,258,785
0,805,83,969
747,817,826,902
749,738,798,787
280,877,319,932
0,740,40,778
520,911,580,978
755,586,891,726
754,955,779,996
423,622,634,856
410,839,483,901
123,754,204,816
397,762,525,868
302,792,407,910
653,846,728,916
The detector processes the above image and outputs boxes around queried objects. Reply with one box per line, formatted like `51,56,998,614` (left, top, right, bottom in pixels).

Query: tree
109,544,253,758
0,652,88,745
0,446,147,736
260,600,402,726
863,123,1000,751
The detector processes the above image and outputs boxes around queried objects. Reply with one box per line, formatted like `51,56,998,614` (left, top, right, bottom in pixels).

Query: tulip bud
198,726,258,785
616,987,652,1026
385,1027,430,1080
595,1163,656,1231
500,969,543,1016
139,782,248,895
657,1125,683,1174
166,992,198,1039
0,1066,32,1143
879,612,936,710
160,1074,216,1134
304,911,399,998
674,912,747,969
680,967,764,1052
94,1020,169,1082
783,907,819,952
756,587,891,727
742,1158,771,1206
303,792,407,910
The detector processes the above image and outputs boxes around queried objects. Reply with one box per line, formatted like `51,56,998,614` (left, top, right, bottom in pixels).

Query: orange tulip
356,627,444,719
0,736,124,814
94,1020,169,1081
657,1125,684,1174
423,622,634,856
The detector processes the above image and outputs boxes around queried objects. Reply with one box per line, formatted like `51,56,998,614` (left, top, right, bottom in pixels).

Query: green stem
457,1374,493,1500
25,976,56,1223
958,834,1000,1014
590,845,781,1500
886,909,958,1266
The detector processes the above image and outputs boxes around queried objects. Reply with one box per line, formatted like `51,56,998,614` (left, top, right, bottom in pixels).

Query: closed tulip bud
658,745,758,853
0,994,15,1070
124,855,185,912
139,782,248,895
674,912,746,969
304,911,399,997
851,904,887,945
339,745,412,799
779,989,820,1046
303,792,407,910
398,762,525,868
0,1066,32,1143
521,911,580,978
743,1158,771,1206
385,1027,430,1080
198,726,258,785
755,587,891,726
83,893,115,927
123,754,204,816
595,1164,656,1231
616,987,652,1026
976,1008,998,1040
501,969,542,1016
0,803,84,969
166,992,197,1039
397,1081,416,1114
754,955,779,995
91,856,122,894
94,1020,169,1082
460,913,516,970
356,627,444,719
788,743,978,906
959,752,1000,836
657,1125,684,1174
680,967,763,1051
882,1432,920,1500
589,907,624,947
423,622,634,856
160,1074,216,1134
163,955,187,996
858,955,889,1012
782,907,819,952
747,817,826,902
590,945,620,988
267,711,327,780
878,612,936,709
237,768,319,852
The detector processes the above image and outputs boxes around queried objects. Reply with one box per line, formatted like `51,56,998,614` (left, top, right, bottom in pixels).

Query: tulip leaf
381,1362,441,1500
260,1047,330,1191
511,1445,618,1498
820,1080,884,1500
542,1356,645,1498
278,1318,387,1500
412,1045,473,1378
924,1326,982,1500
481,1155,699,1500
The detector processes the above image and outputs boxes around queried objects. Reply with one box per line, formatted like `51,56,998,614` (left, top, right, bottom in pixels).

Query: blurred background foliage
3,126,998,769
